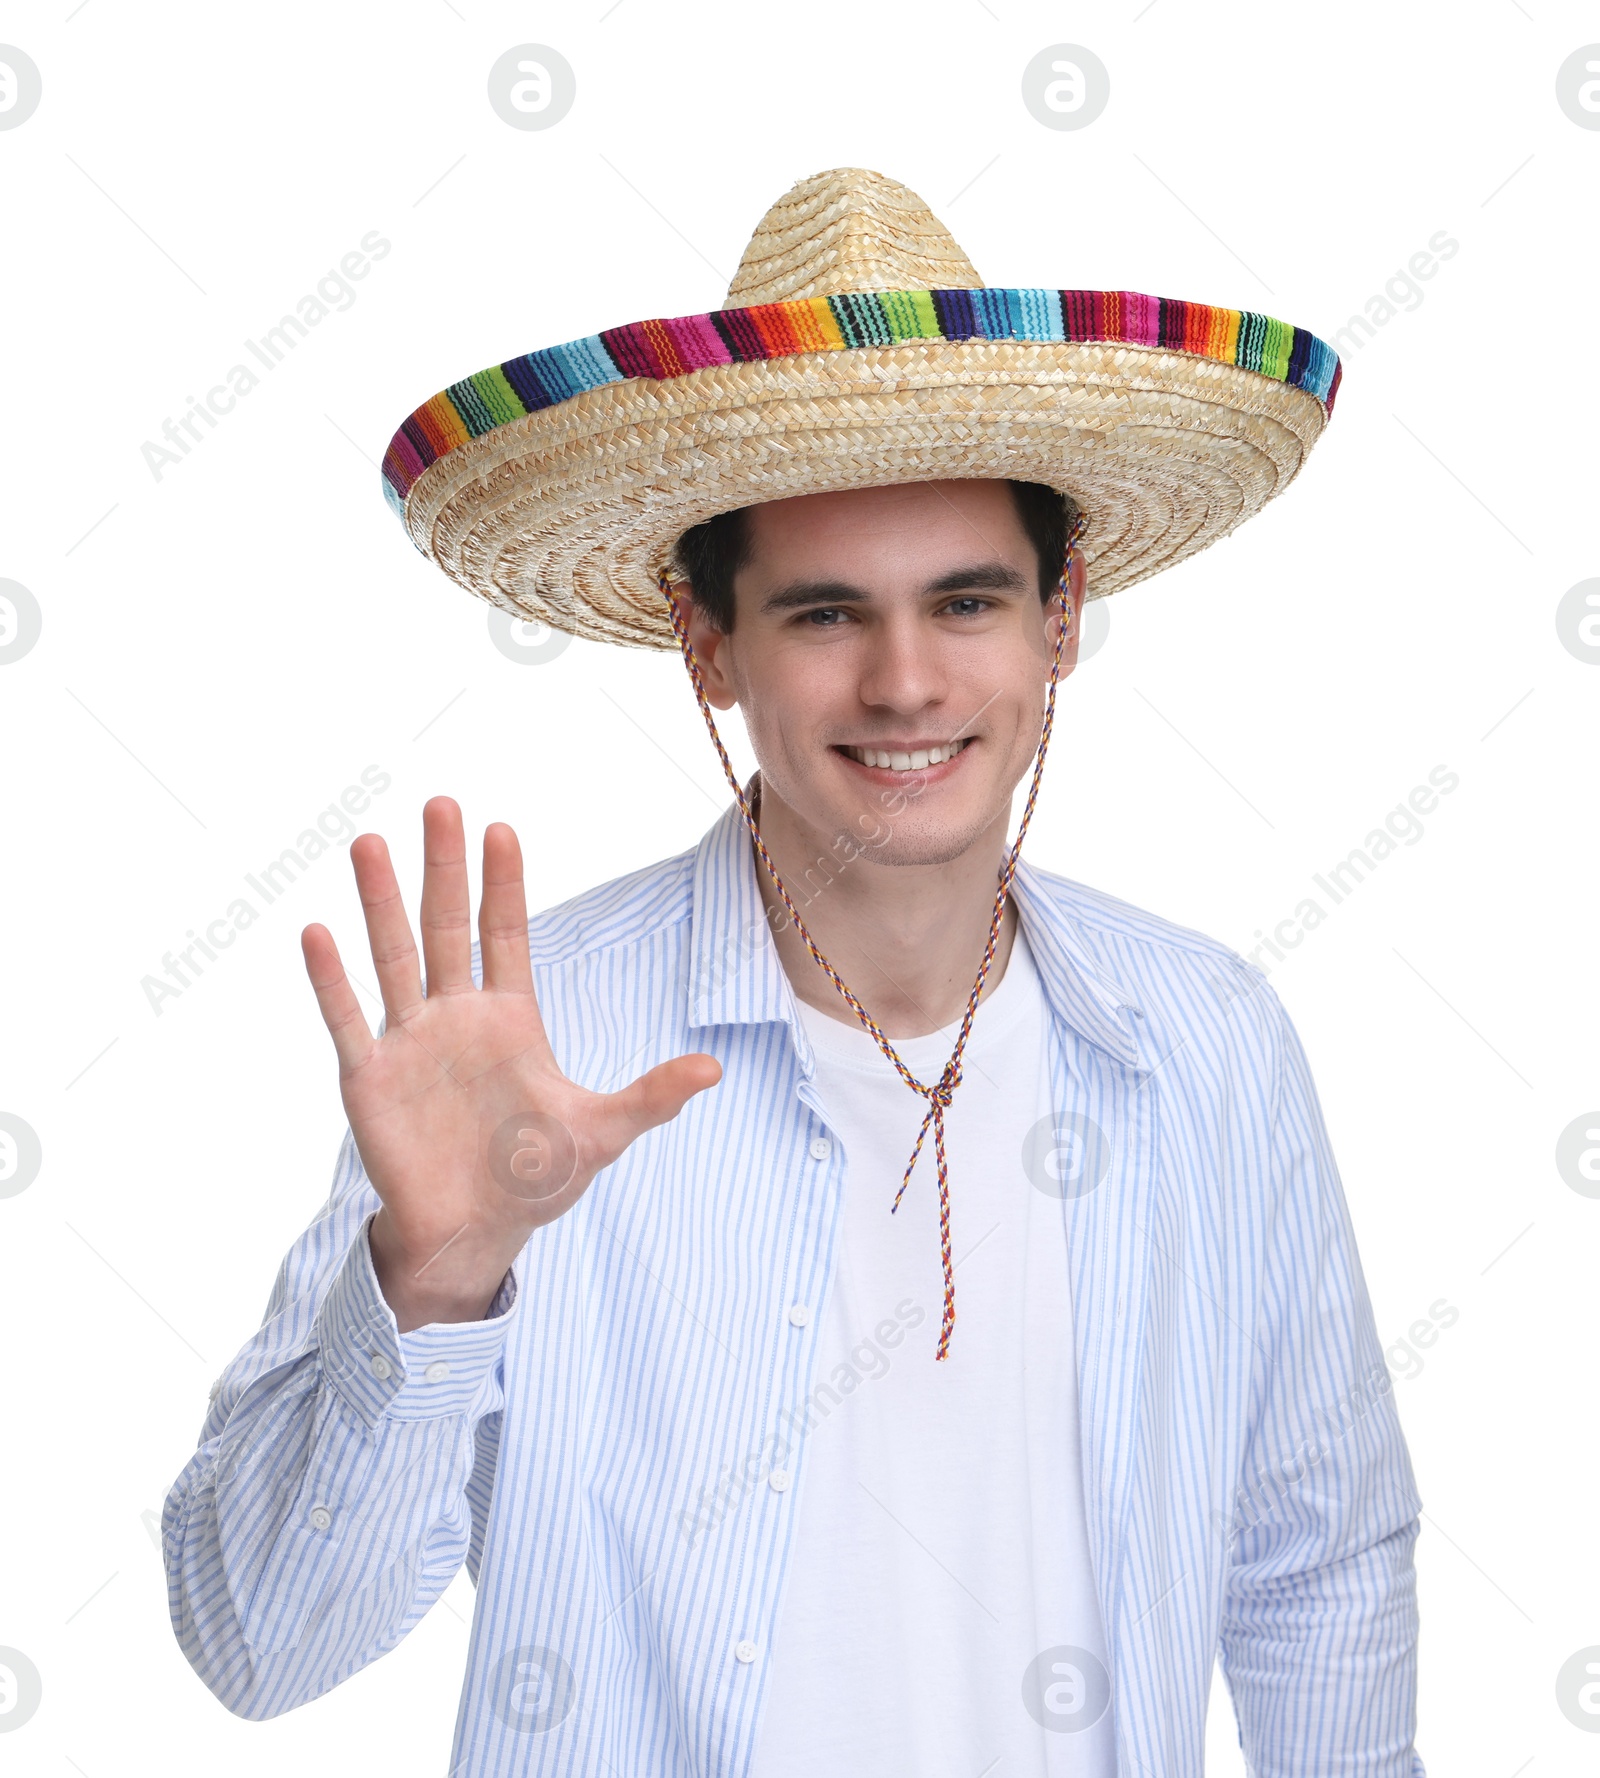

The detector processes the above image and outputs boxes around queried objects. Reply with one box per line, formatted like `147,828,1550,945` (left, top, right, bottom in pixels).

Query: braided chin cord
658,512,1087,1359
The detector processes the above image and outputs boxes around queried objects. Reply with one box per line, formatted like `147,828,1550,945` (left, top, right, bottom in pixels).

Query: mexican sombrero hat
381,166,1341,650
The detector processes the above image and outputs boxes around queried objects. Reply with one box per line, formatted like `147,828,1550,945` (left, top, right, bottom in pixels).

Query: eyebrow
756,559,1029,615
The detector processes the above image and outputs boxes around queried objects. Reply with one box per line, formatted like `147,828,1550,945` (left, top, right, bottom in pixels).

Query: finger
597,1053,723,1151
351,830,425,1024
301,924,375,1072
419,796,474,996
478,822,536,997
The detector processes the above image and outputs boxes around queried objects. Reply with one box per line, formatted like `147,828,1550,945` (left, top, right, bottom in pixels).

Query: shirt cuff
314,1212,520,1430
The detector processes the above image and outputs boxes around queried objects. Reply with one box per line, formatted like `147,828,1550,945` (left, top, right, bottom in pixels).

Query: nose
855,610,949,714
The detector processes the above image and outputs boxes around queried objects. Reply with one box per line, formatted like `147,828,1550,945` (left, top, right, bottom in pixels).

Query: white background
1,1,1596,1772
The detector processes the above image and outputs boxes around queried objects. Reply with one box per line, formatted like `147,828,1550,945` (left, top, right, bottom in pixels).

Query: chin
844,822,994,869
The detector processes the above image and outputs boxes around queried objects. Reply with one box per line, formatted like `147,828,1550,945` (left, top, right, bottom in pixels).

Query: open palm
301,797,722,1330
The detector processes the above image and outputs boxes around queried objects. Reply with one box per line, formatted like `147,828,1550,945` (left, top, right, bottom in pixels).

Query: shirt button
787,1304,810,1328
808,1135,832,1161
369,1355,393,1380
734,1640,759,1664
309,1505,333,1531
768,1469,790,1492
423,1361,451,1383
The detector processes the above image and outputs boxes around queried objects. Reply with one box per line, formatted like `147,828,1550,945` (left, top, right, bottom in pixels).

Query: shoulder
1025,861,1256,982
1023,863,1292,1086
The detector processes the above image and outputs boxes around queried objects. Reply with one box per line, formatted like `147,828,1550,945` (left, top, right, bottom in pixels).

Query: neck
747,772,1020,1040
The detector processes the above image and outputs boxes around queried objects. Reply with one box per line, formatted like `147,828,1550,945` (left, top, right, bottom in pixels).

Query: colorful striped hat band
383,286,1338,515
658,510,1087,1361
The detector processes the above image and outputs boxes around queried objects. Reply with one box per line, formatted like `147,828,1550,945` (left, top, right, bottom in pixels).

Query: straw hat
381,167,1341,650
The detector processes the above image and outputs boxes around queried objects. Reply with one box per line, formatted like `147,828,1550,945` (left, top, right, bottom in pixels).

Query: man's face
681,480,1086,868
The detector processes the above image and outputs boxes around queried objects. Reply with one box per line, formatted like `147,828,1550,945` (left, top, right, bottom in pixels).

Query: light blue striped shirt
163,796,1425,1775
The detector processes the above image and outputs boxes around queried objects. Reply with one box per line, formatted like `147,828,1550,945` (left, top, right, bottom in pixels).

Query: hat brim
383,288,1340,651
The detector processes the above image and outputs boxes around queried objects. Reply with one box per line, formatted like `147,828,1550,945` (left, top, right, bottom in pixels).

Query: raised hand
300,797,723,1331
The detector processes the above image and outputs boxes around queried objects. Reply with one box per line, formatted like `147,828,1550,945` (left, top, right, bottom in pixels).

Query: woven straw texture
725,167,985,303
389,168,1336,651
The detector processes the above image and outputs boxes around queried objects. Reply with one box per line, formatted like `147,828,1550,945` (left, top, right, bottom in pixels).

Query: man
163,169,1424,1776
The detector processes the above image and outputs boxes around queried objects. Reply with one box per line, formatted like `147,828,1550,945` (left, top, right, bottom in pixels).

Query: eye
942,597,993,617
799,607,853,627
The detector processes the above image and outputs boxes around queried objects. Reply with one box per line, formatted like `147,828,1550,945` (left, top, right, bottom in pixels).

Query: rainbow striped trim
382,287,1341,517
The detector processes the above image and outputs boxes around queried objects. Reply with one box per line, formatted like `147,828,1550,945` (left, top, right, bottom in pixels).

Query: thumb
599,1052,723,1146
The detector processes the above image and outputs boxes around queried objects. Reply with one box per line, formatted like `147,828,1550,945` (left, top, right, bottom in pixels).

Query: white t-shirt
750,924,1117,1778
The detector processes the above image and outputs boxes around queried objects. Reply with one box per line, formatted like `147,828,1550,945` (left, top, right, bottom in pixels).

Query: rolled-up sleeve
162,1127,519,1719
1219,983,1426,1777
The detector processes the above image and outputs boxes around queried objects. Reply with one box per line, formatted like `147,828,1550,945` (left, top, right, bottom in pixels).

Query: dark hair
672,480,1080,634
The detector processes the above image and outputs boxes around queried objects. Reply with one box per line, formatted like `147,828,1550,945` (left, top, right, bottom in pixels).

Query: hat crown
724,167,984,306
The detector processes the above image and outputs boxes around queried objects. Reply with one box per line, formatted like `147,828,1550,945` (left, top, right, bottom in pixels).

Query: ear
676,580,739,711
1043,549,1089,669
1068,546,1087,607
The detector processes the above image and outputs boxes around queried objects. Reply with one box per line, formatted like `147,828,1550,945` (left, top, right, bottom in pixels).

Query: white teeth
844,738,971,769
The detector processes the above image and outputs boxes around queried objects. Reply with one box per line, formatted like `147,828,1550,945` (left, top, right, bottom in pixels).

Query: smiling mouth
835,736,975,771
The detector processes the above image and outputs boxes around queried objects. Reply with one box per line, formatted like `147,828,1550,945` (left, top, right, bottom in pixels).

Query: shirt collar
686,792,1145,1070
